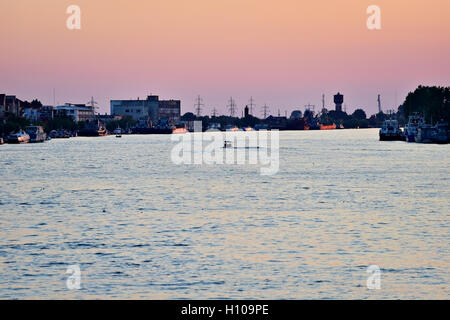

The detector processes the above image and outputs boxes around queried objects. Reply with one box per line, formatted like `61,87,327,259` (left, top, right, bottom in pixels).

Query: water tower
334,92,344,112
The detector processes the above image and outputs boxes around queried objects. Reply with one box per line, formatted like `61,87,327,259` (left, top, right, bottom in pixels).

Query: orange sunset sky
1,0,449,116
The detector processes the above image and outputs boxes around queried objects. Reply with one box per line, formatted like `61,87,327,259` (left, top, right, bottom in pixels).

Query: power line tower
87,96,98,115
228,97,236,117
211,107,218,118
377,94,382,113
248,96,255,115
262,104,269,119
194,95,204,117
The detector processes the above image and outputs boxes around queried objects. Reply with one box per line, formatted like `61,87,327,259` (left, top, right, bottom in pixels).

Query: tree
352,109,367,120
402,86,450,123
181,112,196,121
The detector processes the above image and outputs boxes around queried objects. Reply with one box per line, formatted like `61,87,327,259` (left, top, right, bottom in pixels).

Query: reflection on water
0,129,448,299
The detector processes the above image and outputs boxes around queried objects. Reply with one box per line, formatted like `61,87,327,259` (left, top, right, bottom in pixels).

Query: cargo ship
78,120,107,137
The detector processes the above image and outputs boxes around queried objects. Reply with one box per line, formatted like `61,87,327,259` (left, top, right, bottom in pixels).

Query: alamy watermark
66,264,81,290
66,5,81,30
366,265,381,290
367,5,381,30
170,122,279,175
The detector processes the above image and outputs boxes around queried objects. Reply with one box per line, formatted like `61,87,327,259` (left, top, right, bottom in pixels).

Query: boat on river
7,130,30,144
379,119,404,141
415,124,434,143
25,125,46,143
404,113,424,142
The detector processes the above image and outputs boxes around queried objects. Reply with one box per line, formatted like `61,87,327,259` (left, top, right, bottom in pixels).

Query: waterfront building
159,99,181,125
23,106,40,122
110,95,181,125
54,104,94,122
2,95,23,117
39,106,54,122
0,94,5,119
110,95,159,122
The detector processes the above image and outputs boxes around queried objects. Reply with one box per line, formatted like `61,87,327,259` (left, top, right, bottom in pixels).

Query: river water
0,129,448,299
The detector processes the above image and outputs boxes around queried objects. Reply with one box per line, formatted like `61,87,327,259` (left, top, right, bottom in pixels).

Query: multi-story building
0,94,5,119
4,95,22,117
39,106,54,122
110,95,181,125
54,104,94,122
158,99,181,125
110,96,159,122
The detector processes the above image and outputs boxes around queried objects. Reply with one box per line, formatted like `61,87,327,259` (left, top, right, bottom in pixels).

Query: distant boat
25,125,46,143
50,129,70,139
7,130,30,144
415,123,434,143
379,119,404,141
225,125,239,132
433,122,449,144
223,140,232,148
320,124,337,130
172,124,187,134
114,126,122,138
404,114,423,142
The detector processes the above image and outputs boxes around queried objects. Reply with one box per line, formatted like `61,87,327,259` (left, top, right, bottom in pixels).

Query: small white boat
7,130,30,144
223,140,232,148
114,127,122,138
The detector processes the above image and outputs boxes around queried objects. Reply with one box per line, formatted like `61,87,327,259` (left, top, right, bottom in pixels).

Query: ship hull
132,128,172,134
379,134,404,141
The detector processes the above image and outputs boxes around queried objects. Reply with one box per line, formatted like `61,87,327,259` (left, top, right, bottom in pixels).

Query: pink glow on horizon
0,0,449,115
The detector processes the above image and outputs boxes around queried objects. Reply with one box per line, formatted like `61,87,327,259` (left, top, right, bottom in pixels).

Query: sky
1,0,449,116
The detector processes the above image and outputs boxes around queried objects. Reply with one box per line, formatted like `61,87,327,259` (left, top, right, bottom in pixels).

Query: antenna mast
262,104,269,119
195,95,204,117
211,107,218,117
249,96,255,115
228,97,236,117
87,96,98,115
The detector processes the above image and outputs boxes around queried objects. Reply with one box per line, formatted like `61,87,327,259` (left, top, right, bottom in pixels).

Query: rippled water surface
0,129,449,299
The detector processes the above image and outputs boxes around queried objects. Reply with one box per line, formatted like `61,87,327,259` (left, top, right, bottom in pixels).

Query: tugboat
433,122,449,144
379,119,404,141
415,123,434,143
404,113,424,142
7,130,30,144
25,125,47,143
